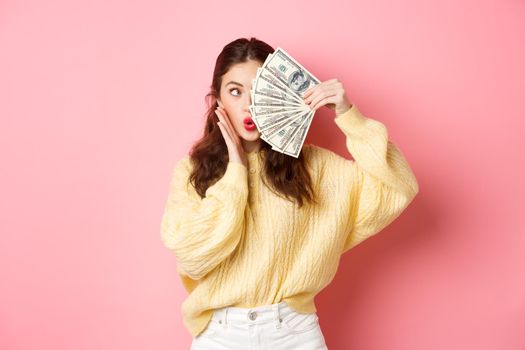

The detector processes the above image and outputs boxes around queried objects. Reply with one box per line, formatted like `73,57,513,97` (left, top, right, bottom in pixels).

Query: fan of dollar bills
249,47,320,158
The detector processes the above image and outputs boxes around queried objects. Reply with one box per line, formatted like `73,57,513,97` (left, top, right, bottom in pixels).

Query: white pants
190,300,328,349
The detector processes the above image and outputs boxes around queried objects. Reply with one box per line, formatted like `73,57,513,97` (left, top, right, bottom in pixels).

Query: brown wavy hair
188,37,318,208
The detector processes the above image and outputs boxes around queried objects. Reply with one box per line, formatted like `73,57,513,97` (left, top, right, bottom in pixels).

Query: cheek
222,103,243,126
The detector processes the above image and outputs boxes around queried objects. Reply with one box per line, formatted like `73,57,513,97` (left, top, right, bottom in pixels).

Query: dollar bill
255,68,305,105
252,75,305,106
261,47,320,100
259,111,306,141
252,92,304,107
249,104,308,116
252,109,305,132
282,112,314,157
263,111,312,151
248,47,320,158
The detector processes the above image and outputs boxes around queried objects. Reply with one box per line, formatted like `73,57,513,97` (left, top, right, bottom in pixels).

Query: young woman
160,37,419,350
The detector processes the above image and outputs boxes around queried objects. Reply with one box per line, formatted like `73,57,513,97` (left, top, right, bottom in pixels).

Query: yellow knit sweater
160,104,419,337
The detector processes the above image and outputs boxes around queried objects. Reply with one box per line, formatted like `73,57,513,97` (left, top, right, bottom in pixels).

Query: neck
242,139,261,153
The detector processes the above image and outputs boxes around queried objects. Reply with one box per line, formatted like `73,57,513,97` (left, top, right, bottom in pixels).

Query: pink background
1,0,524,349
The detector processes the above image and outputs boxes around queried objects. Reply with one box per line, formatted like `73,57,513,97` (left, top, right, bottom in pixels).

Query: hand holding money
302,79,353,116
249,47,321,158
249,47,351,158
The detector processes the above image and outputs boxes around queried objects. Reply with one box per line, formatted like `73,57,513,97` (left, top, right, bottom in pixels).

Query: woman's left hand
302,78,353,116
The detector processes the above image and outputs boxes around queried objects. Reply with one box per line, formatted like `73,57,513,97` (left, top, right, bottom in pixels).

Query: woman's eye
229,88,240,96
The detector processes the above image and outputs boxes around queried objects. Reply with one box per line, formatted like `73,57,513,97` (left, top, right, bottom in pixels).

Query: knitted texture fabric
160,104,419,337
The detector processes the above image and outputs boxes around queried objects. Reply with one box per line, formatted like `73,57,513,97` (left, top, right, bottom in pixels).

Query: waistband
210,300,297,329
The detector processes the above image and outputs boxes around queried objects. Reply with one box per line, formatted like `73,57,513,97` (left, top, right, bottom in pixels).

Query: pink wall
1,0,524,349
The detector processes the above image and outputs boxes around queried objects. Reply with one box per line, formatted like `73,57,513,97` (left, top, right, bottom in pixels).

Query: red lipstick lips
243,116,256,131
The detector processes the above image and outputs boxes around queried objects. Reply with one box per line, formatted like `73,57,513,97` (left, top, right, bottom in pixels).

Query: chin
241,133,260,141
238,128,260,140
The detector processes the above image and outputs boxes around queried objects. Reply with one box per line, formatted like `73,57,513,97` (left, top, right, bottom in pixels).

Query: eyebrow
225,81,244,87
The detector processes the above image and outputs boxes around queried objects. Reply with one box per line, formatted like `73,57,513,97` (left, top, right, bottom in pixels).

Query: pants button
248,311,257,320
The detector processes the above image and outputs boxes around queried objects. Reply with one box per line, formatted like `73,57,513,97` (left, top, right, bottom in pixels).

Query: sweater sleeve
332,104,419,253
160,156,249,280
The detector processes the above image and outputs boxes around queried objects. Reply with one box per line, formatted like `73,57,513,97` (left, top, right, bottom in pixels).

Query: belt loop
272,303,282,329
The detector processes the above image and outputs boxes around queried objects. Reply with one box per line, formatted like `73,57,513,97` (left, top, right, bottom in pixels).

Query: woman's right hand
215,106,248,168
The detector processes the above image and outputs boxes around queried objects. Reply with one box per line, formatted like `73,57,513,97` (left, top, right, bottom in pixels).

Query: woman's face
217,59,262,143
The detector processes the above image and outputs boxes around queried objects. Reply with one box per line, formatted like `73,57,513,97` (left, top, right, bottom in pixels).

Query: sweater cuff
333,104,367,130
204,161,248,198
221,161,248,187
